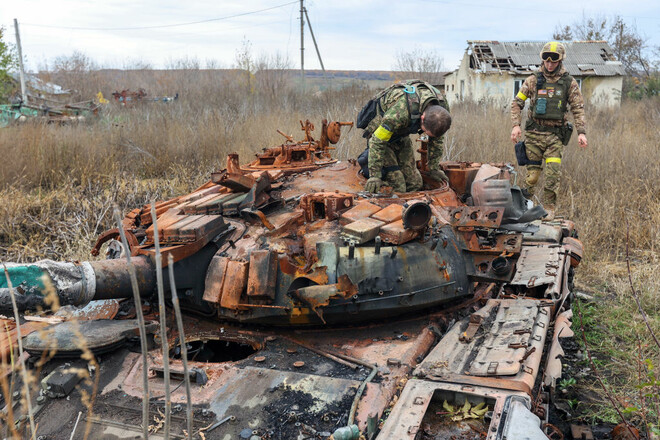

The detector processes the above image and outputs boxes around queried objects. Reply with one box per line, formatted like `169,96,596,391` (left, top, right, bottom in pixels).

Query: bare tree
552,25,573,41
609,17,649,76
51,50,98,74
122,59,153,71
233,37,254,93
570,13,610,41
553,14,654,77
255,51,293,99
205,59,226,70
0,26,18,102
393,48,446,85
46,51,100,100
165,56,200,70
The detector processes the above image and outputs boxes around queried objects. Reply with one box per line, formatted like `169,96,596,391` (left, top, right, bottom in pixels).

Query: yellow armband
373,125,393,142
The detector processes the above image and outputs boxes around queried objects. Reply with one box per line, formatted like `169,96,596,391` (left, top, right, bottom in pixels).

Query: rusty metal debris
1,100,100,126
571,424,594,440
612,423,640,440
0,118,584,439
111,88,147,105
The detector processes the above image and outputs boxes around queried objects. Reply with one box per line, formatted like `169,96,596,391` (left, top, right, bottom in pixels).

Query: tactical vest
532,72,572,121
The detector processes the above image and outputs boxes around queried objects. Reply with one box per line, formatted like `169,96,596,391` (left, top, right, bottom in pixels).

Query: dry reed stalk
635,333,652,440
151,201,171,439
2,264,37,439
69,323,100,440
625,219,660,350
113,208,150,440
167,253,193,440
0,321,20,439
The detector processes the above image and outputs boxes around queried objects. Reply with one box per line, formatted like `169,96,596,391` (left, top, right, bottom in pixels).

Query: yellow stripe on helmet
374,125,393,142
550,42,558,52
516,91,528,101
546,157,561,164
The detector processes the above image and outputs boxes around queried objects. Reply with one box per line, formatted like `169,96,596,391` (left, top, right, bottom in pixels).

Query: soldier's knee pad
525,167,541,186
386,170,407,193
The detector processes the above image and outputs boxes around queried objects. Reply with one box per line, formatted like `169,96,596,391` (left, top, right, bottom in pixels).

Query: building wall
444,53,470,105
445,51,622,108
582,75,623,106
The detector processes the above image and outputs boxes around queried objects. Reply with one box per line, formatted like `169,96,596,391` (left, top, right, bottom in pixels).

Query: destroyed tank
0,119,584,440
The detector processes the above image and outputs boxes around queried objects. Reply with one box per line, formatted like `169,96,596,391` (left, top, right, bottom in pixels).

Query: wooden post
13,19,27,104
300,0,305,89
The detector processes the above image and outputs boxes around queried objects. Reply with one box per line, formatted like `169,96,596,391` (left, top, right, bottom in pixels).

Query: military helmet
540,41,565,62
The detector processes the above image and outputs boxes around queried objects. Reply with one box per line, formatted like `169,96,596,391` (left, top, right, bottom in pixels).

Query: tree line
1,14,658,104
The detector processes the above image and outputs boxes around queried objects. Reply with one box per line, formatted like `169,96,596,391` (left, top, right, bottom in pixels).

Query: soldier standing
359,80,452,193
511,41,588,220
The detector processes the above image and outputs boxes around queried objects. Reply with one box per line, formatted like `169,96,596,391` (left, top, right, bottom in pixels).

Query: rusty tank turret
0,118,584,440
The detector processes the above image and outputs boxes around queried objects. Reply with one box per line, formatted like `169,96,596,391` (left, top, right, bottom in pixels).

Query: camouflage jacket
511,65,586,135
367,84,448,178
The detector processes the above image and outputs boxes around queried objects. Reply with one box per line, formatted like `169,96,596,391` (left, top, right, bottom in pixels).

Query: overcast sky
1,0,658,72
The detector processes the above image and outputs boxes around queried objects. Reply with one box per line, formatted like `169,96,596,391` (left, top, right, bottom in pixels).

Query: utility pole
303,7,327,85
304,8,330,89
13,19,27,104
300,0,305,88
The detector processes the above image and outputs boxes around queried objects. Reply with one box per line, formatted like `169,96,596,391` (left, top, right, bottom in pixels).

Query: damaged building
444,40,625,107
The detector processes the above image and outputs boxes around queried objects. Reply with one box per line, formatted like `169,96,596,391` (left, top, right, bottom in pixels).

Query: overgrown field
1,79,659,429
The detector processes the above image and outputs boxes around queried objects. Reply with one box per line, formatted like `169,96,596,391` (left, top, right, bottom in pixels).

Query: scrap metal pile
0,100,100,127
111,89,179,106
1,118,584,439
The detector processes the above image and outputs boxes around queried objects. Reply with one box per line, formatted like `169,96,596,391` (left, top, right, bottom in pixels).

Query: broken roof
466,40,625,76
10,72,71,96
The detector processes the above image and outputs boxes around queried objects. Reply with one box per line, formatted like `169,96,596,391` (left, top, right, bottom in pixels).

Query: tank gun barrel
0,257,156,314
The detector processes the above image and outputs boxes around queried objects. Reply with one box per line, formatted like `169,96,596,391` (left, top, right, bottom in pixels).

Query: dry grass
0,71,659,430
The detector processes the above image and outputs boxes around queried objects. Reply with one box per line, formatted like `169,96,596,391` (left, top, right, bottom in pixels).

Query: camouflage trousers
523,130,563,207
374,137,423,192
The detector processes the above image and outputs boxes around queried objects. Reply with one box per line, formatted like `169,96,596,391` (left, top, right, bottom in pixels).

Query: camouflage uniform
365,83,448,192
511,65,586,207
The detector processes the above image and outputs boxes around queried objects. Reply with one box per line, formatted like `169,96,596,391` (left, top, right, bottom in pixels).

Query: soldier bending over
358,79,451,194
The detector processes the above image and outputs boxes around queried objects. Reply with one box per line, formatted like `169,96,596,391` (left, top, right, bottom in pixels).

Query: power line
420,0,659,22
21,1,298,31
